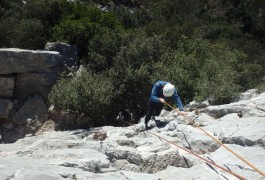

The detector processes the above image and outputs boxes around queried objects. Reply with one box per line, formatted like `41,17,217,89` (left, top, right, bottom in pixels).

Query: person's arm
172,90,184,111
172,91,187,115
150,82,162,103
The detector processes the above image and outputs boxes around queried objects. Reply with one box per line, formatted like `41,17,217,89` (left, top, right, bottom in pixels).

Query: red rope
164,102,265,178
120,119,246,179
148,131,246,180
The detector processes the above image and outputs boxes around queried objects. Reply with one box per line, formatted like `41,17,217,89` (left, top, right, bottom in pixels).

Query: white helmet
163,83,175,97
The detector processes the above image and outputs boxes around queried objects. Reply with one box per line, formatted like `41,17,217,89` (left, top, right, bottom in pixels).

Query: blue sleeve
173,91,184,111
150,82,161,103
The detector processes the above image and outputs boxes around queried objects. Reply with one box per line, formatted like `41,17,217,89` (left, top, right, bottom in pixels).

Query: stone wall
0,43,79,143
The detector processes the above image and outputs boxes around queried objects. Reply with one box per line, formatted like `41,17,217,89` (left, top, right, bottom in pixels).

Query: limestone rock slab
0,48,62,74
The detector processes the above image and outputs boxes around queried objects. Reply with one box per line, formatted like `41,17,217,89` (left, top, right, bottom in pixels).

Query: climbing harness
164,101,265,178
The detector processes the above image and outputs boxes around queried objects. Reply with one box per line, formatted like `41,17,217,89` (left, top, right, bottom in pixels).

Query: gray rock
140,151,191,173
223,136,255,146
0,76,15,98
11,95,47,130
0,99,13,119
256,136,265,148
1,90,265,179
127,151,142,165
205,104,245,118
111,159,140,172
186,100,210,111
239,89,258,101
2,123,14,129
14,72,59,102
45,42,79,71
0,48,62,74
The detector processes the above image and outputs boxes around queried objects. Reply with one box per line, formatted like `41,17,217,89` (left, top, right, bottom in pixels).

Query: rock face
0,99,13,119
14,72,59,102
0,44,79,142
45,42,79,70
0,76,15,98
0,48,62,74
0,91,265,180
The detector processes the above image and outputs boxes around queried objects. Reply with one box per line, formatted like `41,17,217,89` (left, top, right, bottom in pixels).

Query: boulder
205,104,244,118
186,100,210,111
0,76,15,98
0,48,62,74
14,72,59,102
11,95,47,129
45,42,79,71
238,89,258,101
0,99,13,119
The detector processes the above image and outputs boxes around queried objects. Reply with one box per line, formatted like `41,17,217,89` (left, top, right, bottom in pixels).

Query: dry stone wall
0,43,79,143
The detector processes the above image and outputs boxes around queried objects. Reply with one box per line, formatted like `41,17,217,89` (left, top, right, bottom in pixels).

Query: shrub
106,33,172,118
52,5,122,58
82,28,124,73
49,69,114,125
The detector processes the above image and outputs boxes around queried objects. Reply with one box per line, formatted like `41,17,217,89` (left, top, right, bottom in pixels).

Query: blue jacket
150,81,184,111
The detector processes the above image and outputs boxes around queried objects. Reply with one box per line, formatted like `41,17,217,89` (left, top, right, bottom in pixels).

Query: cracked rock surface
0,91,265,179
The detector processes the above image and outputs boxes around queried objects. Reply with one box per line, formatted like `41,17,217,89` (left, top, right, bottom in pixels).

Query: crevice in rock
232,164,256,172
5,174,15,180
183,156,192,168
177,129,192,150
119,172,131,180
223,136,256,147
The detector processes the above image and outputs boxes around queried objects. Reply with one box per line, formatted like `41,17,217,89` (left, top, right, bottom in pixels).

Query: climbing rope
147,131,246,180
119,117,246,179
164,101,265,178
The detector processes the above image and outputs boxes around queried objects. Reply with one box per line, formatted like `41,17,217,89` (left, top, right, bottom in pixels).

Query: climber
145,81,187,129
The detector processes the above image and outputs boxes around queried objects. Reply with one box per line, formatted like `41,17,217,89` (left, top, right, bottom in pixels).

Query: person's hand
179,111,187,116
159,98,165,103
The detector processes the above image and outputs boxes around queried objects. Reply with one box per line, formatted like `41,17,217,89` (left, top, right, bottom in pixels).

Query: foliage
82,28,124,72
106,33,171,118
1,0,265,125
11,19,46,49
52,4,122,58
0,0,73,48
48,69,114,125
111,5,152,29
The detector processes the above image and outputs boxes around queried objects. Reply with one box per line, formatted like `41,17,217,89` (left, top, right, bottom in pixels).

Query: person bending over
145,81,187,129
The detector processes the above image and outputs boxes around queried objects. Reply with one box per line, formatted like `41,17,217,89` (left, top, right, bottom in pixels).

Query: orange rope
119,119,246,179
147,131,246,180
164,101,265,178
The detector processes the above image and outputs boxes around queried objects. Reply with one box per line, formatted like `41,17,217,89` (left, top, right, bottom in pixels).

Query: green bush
100,33,174,119
52,5,122,58
183,37,244,104
1,0,265,126
111,5,152,29
13,19,46,49
21,0,73,34
82,28,124,72
48,69,114,125
0,18,46,49
150,36,246,104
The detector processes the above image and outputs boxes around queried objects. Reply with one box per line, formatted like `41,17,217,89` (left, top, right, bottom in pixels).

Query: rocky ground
0,90,265,180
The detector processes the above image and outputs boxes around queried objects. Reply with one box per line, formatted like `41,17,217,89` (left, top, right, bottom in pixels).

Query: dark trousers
145,100,163,126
